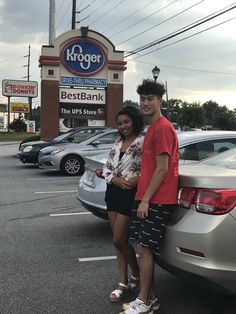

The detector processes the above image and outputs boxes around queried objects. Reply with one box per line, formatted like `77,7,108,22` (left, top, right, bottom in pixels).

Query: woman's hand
111,177,132,189
128,176,139,188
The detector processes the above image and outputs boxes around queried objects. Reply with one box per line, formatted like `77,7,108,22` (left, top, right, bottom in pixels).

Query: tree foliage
9,116,27,132
125,98,235,130
123,100,139,108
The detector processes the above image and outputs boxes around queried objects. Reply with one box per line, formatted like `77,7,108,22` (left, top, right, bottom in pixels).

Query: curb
0,141,20,146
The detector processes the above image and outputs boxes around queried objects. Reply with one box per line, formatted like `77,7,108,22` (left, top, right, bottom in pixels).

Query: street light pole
152,66,170,120
165,80,169,102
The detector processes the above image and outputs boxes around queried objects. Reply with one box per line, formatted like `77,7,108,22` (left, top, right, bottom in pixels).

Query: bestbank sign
61,39,105,76
59,88,106,105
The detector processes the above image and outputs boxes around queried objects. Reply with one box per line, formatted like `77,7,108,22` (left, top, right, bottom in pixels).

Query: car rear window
202,148,236,170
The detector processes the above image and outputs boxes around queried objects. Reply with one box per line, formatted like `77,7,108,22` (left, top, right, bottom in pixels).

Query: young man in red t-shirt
120,79,179,314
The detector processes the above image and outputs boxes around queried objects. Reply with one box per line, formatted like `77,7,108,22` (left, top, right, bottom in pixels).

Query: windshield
51,132,72,142
202,148,236,170
76,132,104,143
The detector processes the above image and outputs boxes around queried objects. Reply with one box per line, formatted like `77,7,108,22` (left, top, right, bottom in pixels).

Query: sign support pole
7,96,11,133
28,97,32,120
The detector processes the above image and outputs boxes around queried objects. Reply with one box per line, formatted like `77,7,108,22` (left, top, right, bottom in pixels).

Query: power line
86,0,114,20
124,2,236,58
89,0,126,26
127,15,236,61
56,3,71,32
103,0,157,34
117,0,206,46
135,60,236,76
111,0,180,39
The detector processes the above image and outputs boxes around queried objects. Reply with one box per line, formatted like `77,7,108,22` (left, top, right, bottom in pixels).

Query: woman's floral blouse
102,135,144,184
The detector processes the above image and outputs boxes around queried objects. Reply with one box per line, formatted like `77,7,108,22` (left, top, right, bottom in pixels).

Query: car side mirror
91,140,101,146
67,137,74,142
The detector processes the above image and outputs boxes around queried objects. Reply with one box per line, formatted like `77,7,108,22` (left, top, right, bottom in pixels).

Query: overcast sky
0,0,236,110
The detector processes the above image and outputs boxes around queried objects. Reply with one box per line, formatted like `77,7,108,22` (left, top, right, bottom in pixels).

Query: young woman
103,106,144,302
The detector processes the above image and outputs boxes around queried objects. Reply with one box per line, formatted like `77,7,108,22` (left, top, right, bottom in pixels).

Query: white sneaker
119,298,153,314
122,297,159,311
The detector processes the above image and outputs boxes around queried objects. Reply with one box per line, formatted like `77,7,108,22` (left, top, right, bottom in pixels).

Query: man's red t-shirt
136,116,179,204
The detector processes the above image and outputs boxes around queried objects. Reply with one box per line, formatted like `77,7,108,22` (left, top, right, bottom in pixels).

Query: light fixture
152,66,160,82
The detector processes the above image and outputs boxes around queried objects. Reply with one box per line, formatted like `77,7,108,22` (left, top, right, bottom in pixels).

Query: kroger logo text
62,40,105,76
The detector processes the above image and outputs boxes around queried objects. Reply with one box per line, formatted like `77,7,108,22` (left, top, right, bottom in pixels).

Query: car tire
60,155,84,176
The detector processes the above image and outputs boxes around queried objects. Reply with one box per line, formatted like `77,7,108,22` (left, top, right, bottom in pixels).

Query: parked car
38,129,119,176
157,147,236,295
17,126,109,164
79,144,236,295
77,130,236,219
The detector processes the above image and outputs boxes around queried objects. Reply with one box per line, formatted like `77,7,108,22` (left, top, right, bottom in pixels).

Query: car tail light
95,169,104,179
195,189,236,215
178,188,236,215
178,187,196,208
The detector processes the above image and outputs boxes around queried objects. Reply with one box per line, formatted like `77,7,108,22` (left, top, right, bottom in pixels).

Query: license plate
86,169,94,182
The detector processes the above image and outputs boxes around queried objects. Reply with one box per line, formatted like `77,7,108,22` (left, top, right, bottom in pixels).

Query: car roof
40,129,119,152
178,130,236,146
83,130,236,165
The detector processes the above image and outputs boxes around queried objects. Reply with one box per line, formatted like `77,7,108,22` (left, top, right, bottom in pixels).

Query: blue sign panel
61,40,106,76
60,76,107,87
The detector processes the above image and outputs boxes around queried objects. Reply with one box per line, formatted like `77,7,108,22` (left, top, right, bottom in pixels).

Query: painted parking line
79,255,117,262
28,177,79,181
78,254,139,262
50,212,92,217
35,190,77,194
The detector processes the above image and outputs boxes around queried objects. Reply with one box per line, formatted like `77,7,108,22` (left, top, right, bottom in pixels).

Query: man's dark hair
116,105,144,138
137,79,165,97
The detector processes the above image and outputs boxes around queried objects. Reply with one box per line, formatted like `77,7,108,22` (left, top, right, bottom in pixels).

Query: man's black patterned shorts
130,201,175,255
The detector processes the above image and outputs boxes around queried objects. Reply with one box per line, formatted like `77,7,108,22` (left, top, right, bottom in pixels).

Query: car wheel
60,155,84,176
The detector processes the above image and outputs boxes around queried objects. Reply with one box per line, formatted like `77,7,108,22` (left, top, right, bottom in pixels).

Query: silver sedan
78,130,236,217
79,143,236,295
38,129,119,175
158,147,236,295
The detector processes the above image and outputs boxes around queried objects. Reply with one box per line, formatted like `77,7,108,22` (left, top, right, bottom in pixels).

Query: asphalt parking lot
0,142,235,314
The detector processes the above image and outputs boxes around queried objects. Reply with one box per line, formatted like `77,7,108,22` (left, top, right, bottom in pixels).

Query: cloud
0,0,236,110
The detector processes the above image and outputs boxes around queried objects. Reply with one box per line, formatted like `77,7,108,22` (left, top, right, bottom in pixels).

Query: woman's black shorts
105,184,136,217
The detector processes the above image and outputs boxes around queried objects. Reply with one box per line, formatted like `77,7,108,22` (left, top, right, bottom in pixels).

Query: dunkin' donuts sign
61,39,106,76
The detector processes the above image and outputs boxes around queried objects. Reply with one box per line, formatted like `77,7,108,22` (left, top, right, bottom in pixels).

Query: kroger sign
61,40,105,76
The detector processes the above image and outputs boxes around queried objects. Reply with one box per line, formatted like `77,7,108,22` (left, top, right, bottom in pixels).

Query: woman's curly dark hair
116,105,144,138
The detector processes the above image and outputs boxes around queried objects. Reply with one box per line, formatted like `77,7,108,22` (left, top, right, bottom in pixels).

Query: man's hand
137,200,149,219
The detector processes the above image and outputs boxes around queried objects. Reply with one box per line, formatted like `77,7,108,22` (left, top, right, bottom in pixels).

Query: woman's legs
108,211,128,284
112,213,139,280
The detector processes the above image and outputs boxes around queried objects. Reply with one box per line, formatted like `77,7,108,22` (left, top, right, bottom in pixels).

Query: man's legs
138,244,154,304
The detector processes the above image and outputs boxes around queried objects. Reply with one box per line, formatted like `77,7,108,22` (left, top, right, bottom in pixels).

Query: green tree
9,116,27,132
202,101,220,128
162,99,183,123
215,106,236,130
123,100,139,108
178,102,204,129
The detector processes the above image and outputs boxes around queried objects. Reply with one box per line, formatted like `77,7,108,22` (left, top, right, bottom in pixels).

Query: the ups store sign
60,104,105,120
